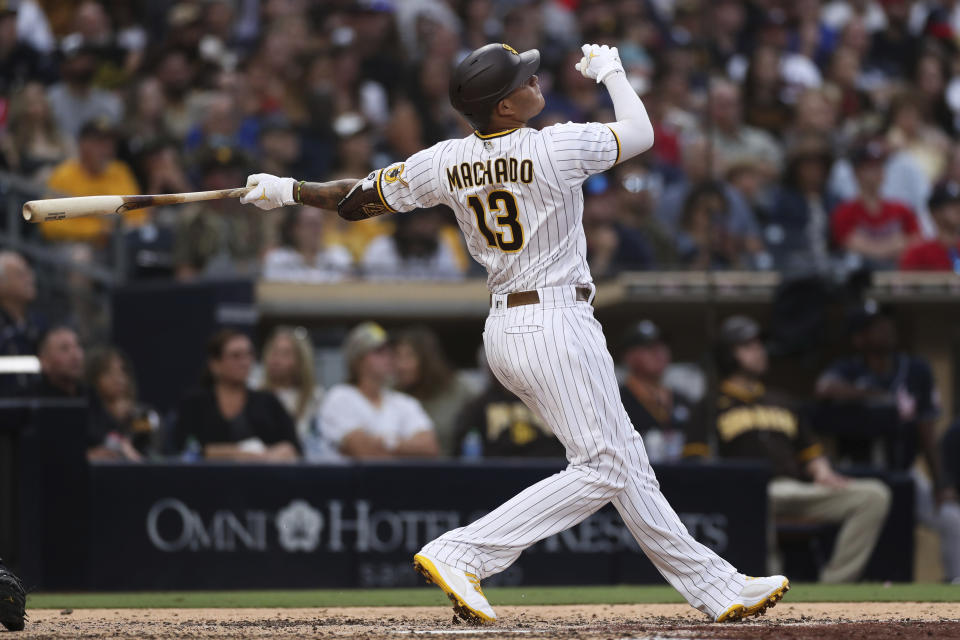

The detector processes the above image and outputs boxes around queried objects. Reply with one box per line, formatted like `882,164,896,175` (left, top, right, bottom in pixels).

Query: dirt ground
15,603,960,639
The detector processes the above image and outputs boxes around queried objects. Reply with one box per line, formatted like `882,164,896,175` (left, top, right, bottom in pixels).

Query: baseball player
242,43,789,624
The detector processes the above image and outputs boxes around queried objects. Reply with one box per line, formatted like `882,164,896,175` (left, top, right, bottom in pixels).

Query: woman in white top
263,206,354,282
261,326,323,443
317,322,440,460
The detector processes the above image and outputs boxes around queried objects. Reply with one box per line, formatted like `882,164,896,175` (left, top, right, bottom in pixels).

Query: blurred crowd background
2,0,960,583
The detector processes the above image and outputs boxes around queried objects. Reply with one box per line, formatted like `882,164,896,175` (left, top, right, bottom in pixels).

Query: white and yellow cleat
715,575,790,622
413,553,497,625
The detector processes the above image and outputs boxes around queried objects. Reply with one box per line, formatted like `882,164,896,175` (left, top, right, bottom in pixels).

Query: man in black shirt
694,315,891,583
28,326,86,400
618,320,703,461
816,301,960,582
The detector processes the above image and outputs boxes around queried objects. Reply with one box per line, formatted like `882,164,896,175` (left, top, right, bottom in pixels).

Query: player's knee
854,479,892,518
586,453,628,495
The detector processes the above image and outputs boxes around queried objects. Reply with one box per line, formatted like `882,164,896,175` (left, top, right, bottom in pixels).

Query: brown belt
499,286,591,308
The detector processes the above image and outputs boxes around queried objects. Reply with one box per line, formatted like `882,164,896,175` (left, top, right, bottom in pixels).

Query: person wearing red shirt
831,142,919,267
900,183,960,272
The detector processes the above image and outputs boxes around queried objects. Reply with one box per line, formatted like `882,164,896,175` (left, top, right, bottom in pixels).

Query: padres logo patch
383,163,408,186
502,44,519,55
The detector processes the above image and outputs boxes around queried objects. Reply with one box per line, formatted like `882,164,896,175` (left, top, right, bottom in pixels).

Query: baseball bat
22,186,254,222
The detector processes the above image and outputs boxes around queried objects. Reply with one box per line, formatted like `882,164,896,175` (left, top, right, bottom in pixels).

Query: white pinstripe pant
421,285,745,618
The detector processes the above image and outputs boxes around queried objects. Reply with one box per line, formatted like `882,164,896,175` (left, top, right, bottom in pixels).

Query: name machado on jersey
372,122,620,294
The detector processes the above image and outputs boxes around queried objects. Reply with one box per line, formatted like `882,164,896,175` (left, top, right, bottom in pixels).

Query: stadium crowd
2,0,960,585
3,0,960,278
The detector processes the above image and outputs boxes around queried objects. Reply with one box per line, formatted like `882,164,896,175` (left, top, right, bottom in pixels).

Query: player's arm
242,148,439,220
393,430,440,458
340,429,392,459
575,44,654,162
240,173,361,212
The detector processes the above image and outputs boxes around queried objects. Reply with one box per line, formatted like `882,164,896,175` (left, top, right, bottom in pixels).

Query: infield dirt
18,602,960,639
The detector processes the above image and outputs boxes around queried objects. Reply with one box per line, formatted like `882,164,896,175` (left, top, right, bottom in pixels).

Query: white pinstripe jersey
376,122,621,294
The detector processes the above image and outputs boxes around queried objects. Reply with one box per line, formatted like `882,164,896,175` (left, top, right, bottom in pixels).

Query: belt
500,286,591,308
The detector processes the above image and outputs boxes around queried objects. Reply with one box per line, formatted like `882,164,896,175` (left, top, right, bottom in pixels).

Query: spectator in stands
173,329,300,462
86,346,158,461
393,326,476,457
122,139,186,279
884,92,950,183
184,91,257,155
830,141,919,268
613,160,678,266
675,182,742,269
816,301,960,582
46,45,123,138
700,315,891,583
258,116,302,178
767,137,838,272
123,76,172,159
654,136,764,260
0,82,72,183
361,208,465,281
260,326,323,444
44,118,143,245
0,250,43,393
452,350,564,459
62,1,146,90
583,173,656,276
27,325,85,399
316,322,439,460
707,77,784,179
0,0,51,95
618,320,702,462
900,183,960,271
174,146,265,279
262,207,353,282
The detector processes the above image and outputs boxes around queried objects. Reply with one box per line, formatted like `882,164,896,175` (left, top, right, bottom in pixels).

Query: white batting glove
574,44,624,84
240,173,296,210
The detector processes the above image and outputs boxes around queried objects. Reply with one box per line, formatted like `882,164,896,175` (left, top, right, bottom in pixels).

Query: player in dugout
239,42,789,623
688,315,892,583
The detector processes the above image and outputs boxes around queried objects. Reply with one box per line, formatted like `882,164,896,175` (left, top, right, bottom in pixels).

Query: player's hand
574,44,624,84
241,173,296,210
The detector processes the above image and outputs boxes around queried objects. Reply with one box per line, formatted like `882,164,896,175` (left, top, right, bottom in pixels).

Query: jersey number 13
468,190,524,252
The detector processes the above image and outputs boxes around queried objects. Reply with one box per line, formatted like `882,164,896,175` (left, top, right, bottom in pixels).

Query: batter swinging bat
22,186,254,222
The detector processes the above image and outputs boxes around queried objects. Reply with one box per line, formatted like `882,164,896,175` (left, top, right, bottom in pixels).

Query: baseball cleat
413,553,497,625
715,575,789,622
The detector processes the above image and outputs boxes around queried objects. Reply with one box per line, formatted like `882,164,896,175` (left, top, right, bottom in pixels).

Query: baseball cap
78,118,118,139
718,315,763,346
928,181,960,211
846,299,891,334
343,322,390,369
620,320,664,352
851,140,887,166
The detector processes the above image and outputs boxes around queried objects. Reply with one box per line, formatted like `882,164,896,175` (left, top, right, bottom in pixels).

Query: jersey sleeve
375,147,443,213
545,121,620,183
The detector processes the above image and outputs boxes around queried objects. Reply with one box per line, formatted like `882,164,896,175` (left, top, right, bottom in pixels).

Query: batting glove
241,173,296,210
574,44,624,84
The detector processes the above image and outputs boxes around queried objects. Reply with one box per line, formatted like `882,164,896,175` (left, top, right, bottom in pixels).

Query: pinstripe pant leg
570,305,745,618
423,304,744,619
423,307,626,576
